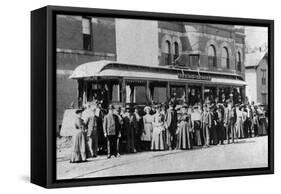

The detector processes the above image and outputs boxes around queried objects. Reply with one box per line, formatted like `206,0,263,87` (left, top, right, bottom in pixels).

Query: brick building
57,15,246,128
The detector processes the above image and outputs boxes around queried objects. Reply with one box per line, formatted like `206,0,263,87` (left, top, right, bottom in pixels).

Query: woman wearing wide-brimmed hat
141,106,153,151
177,104,192,150
257,104,267,136
123,104,137,153
70,109,87,163
151,104,165,151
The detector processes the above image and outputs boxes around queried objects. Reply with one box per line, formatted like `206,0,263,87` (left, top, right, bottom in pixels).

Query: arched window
164,40,171,65
208,45,217,67
174,42,179,61
221,47,230,68
237,52,242,72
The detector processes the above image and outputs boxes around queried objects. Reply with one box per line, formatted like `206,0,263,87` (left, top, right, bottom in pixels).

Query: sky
245,26,268,48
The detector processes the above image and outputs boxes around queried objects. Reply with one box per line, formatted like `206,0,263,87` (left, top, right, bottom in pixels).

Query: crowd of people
70,98,268,163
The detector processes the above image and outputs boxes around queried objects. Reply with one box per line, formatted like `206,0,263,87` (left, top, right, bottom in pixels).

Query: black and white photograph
56,14,270,180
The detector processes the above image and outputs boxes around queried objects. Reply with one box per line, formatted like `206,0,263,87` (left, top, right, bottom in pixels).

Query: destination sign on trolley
178,73,211,81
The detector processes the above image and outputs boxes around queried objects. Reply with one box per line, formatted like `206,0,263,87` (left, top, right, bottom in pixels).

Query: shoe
107,155,111,159
116,153,121,157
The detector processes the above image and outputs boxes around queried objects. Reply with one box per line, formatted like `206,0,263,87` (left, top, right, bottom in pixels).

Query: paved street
57,136,268,180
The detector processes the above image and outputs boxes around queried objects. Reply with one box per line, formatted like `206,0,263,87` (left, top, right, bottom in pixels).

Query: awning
211,78,246,86
69,60,246,86
69,60,113,79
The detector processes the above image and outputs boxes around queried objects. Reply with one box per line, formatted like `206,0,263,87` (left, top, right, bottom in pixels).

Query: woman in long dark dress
210,105,218,145
258,106,268,135
216,104,225,144
177,104,192,150
70,109,87,163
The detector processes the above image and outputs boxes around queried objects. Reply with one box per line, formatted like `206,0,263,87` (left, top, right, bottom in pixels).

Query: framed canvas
31,5,274,188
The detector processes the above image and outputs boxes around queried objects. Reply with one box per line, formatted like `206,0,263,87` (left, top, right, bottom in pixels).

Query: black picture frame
31,5,274,188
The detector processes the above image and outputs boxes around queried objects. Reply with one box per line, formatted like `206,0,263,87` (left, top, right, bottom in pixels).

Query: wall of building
115,18,159,66
256,57,268,105
245,68,257,103
56,15,117,124
245,55,268,105
56,16,247,125
158,22,245,77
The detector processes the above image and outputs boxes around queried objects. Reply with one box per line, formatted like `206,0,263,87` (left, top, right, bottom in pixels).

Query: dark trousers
244,119,252,138
253,124,259,137
170,130,177,149
106,135,118,157
193,121,202,146
126,128,136,153
210,125,218,145
135,133,142,152
217,122,225,144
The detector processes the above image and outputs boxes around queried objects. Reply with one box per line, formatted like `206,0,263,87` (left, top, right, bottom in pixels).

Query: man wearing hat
191,103,203,146
201,104,211,147
216,103,225,144
95,100,106,153
103,104,121,158
132,105,142,152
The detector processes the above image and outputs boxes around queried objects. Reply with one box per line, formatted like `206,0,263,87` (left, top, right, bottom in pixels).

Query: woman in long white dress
236,105,244,139
141,106,153,151
151,105,165,151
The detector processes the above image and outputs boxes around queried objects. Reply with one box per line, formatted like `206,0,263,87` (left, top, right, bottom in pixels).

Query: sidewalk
57,136,268,180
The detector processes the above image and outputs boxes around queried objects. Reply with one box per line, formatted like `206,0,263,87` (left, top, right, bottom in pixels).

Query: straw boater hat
144,106,151,112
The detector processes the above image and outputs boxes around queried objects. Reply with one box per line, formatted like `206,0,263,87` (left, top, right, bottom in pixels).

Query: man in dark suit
103,104,121,158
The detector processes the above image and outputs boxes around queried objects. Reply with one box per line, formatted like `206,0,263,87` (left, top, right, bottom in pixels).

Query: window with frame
164,40,172,65
111,84,121,102
221,47,230,68
237,52,242,72
82,17,92,51
174,42,179,62
152,87,167,104
261,93,267,104
208,45,217,67
189,54,200,67
261,69,266,85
